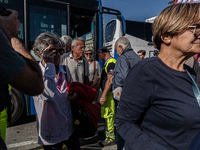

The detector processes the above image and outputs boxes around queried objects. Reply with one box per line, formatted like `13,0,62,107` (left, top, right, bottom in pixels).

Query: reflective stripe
104,58,116,73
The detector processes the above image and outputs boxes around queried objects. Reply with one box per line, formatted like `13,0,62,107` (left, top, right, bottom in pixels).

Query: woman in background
84,46,101,103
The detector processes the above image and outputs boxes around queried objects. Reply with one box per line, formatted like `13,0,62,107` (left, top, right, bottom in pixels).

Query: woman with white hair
33,32,80,150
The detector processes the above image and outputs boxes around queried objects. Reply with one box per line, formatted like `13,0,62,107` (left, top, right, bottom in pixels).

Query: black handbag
71,101,95,138
63,66,95,138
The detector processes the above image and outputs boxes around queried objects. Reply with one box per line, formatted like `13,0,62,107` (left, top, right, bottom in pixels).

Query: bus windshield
105,20,116,42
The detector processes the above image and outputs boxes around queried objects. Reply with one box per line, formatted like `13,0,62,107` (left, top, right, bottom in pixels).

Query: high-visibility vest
103,58,116,74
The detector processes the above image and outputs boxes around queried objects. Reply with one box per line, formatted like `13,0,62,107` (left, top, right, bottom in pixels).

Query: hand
0,9,20,40
68,92,78,100
42,46,56,64
100,96,106,105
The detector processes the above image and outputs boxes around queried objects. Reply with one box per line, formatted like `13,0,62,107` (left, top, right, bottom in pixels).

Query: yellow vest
101,57,116,130
103,58,116,74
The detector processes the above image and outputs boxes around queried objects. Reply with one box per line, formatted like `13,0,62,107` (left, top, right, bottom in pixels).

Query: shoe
98,137,116,147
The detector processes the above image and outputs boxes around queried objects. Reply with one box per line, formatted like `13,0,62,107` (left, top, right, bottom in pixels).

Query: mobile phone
0,6,11,16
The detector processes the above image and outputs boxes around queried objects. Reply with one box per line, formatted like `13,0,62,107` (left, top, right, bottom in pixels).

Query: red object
58,72,63,90
67,82,101,131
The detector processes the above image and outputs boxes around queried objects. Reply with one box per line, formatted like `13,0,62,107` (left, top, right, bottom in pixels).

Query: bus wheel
8,88,26,125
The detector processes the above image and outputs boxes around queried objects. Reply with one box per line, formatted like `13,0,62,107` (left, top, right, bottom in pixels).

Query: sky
101,0,171,22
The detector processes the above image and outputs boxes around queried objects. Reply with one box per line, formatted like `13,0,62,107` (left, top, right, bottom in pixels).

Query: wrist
101,96,106,99
7,34,18,42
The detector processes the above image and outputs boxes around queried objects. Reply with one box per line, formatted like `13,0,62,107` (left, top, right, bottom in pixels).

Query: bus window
29,5,67,46
26,0,69,61
70,12,94,48
105,20,116,43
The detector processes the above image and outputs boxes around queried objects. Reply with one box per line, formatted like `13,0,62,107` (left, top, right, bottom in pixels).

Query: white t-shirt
88,60,101,81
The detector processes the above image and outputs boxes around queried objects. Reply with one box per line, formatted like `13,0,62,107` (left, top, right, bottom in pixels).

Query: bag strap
63,66,69,85
185,67,200,107
83,58,85,84
92,60,96,80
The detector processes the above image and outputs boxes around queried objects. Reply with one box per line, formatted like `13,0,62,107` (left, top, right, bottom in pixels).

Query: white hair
85,46,94,53
60,35,72,46
115,37,131,49
71,37,85,47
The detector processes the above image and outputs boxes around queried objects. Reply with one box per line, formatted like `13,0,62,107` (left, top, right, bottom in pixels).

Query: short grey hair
33,32,63,56
71,37,85,47
60,35,72,47
115,37,131,49
85,46,94,53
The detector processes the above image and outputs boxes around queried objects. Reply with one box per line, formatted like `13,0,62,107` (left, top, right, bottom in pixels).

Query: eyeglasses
49,48,64,55
188,24,200,37
85,53,92,56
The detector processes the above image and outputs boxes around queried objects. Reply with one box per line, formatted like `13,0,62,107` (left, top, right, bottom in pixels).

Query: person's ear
119,45,124,52
66,44,70,50
161,35,171,44
71,45,75,51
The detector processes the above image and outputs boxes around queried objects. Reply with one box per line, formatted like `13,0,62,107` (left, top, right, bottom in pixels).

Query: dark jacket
112,48,141,88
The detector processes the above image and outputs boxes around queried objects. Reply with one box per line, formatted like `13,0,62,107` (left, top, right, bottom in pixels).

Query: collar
69,51,83,63
39,62,66,74
121,48,133,55
69,51,73,58
104,56,113,67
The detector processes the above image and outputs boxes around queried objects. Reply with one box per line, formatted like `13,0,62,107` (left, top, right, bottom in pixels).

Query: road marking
7,140,38,148
7,141,67,150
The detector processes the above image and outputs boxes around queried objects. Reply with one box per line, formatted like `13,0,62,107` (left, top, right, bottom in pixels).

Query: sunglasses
85,53,92,56
188,24,200,37
49,48,64,55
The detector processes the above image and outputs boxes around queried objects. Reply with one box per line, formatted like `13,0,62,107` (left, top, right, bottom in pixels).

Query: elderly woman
33,32,80,150
116,3,200,150
84,46,101,102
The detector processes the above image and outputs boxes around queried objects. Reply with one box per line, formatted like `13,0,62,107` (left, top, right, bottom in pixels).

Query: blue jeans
43,131,80,150
115,100,125,150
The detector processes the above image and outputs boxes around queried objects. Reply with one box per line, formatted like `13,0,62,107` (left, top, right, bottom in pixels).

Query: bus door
25,0,70,61
99,6,125,59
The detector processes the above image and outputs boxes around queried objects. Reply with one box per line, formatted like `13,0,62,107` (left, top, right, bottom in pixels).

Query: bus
0,0,155,124
105,19,157,59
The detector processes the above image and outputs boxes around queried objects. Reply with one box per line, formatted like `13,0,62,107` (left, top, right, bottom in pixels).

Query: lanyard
185,68,200,107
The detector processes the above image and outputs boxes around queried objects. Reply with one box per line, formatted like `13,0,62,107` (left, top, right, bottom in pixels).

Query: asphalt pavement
6,114,117,150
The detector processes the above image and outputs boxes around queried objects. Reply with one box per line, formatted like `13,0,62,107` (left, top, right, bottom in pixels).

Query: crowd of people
2,2,200,150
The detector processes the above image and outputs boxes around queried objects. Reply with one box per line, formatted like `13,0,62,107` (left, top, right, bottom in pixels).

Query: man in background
137,50,146,59
60,35,72,53
112,37,141,150
60,37,89,85
100,37,141,149
98,47,116,147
